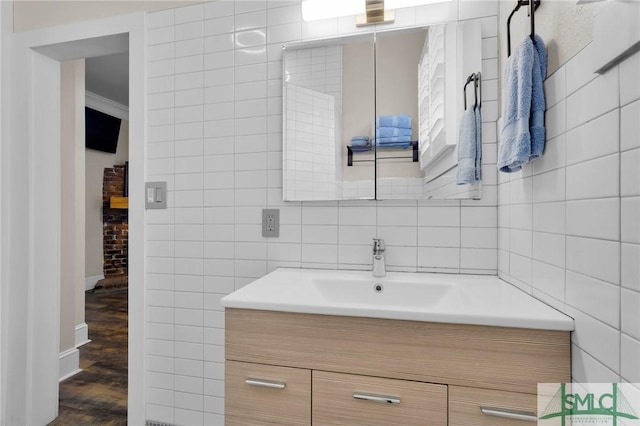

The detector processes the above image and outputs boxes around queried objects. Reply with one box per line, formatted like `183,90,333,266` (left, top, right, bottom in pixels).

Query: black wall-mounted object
507,0,541,57
463,72,482,110
347,141,419,166
85,107,122,154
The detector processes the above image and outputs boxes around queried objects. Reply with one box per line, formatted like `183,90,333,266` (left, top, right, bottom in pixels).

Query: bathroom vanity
221,269,573,425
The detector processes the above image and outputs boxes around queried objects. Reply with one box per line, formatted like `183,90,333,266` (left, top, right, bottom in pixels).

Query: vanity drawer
449,385,538,425
312,371,447,426
225,360,311,426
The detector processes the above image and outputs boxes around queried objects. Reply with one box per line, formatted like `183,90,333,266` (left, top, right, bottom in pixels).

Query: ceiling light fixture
301,0,366,22
301,0,453,24
356,0,395,26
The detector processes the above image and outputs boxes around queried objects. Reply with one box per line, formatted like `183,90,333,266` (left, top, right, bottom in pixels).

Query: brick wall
103,164,128,278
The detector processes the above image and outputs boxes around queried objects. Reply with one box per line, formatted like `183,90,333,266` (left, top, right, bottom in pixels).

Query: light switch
145,181,167,209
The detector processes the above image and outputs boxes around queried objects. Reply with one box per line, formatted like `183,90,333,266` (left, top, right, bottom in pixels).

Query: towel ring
507,0,541,57
463,72,481,110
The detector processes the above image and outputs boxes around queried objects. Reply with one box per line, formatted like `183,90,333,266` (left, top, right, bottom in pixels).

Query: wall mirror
283,34,375,201
283,19,482,201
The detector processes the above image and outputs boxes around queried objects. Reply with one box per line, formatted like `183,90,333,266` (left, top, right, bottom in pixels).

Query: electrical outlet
262,209,279,237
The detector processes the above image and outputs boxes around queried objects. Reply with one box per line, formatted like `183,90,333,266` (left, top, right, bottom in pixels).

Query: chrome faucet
372,238,386,277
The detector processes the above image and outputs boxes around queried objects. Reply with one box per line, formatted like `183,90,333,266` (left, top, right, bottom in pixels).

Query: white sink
220,268,574,331
310,276,452,309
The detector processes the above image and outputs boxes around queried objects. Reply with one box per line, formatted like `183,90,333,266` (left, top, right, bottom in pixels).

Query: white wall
497,5,640,384
12,1,201,33
284,84,336,200
85,119,129,281
498,0,594,76
144,1,499,424
284,45,342,200
342,39,375,182
1,10,147,424
2,41,63,426
60,59,86,359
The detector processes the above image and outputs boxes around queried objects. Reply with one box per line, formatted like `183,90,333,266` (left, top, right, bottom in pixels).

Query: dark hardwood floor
49,289,128,426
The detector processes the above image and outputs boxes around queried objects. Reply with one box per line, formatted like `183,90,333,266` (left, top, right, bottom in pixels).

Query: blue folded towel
498,35,547,173
350,145,373,152
456,106,479,185
377,135,412,144
376,127,413,138
350,136,370,147
376,141,412,149
376,115,411,129
377,141,413,149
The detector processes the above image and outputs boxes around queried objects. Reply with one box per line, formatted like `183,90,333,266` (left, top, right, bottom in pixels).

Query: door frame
1,10,146,425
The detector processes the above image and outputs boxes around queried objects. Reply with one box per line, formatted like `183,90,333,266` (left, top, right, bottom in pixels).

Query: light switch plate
145,181,167,209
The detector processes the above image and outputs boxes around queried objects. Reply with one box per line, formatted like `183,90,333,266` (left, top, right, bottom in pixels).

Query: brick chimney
102,164,128,280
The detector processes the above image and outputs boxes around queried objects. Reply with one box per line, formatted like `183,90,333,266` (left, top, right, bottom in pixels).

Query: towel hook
463,74,474,110
463,72,481,110
475,72,481,109
507,0,540,57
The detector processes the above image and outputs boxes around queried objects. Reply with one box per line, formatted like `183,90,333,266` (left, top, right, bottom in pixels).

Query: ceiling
85,51,129,106
34,33,130,107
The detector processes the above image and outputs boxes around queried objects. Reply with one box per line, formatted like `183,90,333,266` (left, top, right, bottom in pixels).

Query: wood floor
49,289,128,426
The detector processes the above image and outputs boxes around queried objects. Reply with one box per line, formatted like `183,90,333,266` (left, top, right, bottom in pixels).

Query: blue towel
498,35,547,173
376,115,411,129
376,141,412,149
377,135,412,144
350,136,370,147
350,145,372,152
475,104,482,181
376,127,412,138
530,37,547,160
456,106,479,185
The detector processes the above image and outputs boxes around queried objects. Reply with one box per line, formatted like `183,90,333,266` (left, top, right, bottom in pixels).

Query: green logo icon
539,383,639,425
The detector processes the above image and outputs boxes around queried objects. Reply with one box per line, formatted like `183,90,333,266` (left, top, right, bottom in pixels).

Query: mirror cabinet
283,19,482,201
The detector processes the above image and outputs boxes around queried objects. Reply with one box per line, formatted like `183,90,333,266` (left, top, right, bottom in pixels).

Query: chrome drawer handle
245,378,286,389
480,406,537,422
353,392,401,404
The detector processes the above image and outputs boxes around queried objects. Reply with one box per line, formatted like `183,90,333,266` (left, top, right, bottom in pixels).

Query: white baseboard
75,322,91,348
59,348,82,382
85,274,104,291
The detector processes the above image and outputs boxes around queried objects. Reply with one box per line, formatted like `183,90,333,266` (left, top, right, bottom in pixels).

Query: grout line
617,64,624,382
199,15,206,411
458,201,462,272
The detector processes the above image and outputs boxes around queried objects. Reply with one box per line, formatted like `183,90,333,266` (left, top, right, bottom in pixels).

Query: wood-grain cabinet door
312,371,447,426
225,360,311,426
449,385,538,426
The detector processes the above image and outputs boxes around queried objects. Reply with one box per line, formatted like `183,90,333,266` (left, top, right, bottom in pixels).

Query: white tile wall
145,2,499,424
498,46,640,385
285,84,338,200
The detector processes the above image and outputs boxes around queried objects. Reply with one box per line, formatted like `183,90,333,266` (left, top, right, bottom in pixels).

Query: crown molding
85,91,128,120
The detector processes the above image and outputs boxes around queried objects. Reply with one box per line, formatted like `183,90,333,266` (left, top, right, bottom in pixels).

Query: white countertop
220,268,574,331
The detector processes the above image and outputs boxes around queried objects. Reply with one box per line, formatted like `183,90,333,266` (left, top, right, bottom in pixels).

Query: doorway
53,50,131,424
2,14,146,425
